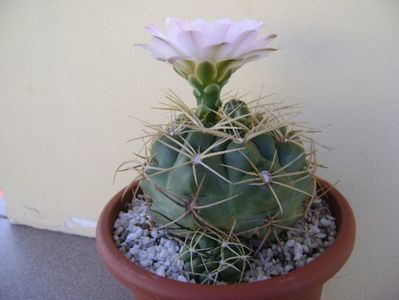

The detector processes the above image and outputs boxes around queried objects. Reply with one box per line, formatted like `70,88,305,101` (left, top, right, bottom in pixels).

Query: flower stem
193,83,222,127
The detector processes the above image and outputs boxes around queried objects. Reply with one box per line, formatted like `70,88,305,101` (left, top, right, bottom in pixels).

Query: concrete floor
0,216,131,300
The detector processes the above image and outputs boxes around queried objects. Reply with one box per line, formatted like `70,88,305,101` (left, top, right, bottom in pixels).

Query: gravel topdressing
113,194,336,284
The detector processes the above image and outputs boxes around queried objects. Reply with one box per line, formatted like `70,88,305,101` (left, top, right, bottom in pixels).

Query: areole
96,178,356,300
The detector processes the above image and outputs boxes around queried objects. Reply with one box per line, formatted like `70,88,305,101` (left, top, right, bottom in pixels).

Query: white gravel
113,195,336,284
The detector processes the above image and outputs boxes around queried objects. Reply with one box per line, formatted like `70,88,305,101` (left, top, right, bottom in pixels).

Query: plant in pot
96,18,355,300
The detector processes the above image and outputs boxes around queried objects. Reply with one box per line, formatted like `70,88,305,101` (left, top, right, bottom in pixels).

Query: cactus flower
137,18,276,82
137,18,277,125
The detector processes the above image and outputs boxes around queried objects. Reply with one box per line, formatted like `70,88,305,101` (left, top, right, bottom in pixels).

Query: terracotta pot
96,178,355,300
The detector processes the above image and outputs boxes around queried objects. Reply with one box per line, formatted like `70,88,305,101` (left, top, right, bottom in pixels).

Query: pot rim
96,178,355,298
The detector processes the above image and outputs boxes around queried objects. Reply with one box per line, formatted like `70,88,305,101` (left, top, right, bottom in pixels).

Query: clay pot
96,178,355,300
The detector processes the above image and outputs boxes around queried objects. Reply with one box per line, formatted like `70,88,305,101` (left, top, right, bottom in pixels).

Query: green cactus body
141,128,314,238
139,99,316,283
180,230,249,283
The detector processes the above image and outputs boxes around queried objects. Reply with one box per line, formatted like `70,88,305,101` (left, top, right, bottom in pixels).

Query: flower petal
166,18,188,30
208,22,232,44
165,18,185,43
145,24,165,38
224,30,258,58
239,48,278,60
200,42,232,62
177,30,206,61
254,34,277,49
150,36,183,59
237,19,263,32
189,19,208,32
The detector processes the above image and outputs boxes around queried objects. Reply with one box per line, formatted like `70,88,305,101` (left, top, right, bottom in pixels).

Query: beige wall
1,1,398,299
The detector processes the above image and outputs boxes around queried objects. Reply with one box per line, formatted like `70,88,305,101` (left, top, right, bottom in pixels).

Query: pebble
113,196,337,284
293,243,303,261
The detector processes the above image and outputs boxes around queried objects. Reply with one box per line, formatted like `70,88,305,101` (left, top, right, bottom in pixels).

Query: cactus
138,96,317,283
132,19,318,284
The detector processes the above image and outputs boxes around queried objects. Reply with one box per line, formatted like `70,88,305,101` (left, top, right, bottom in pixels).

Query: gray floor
0,216,131,300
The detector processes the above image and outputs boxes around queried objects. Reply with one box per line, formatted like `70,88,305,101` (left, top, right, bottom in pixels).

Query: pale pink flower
137,18,277,82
